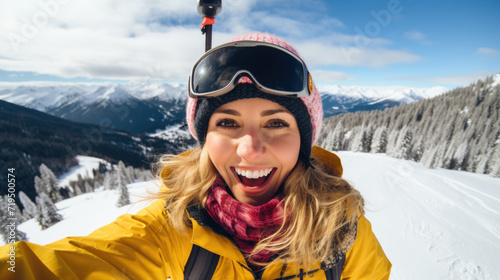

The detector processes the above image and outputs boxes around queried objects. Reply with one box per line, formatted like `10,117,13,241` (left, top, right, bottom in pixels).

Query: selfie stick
197,0,222,51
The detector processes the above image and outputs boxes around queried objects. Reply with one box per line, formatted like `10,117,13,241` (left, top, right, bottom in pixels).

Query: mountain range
0,81,449,135
0,98,189,204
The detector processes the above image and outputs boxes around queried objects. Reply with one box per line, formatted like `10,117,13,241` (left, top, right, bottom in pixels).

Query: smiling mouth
233,167,275,187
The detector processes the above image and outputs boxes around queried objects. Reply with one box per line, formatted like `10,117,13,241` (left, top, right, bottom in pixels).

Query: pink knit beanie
186,33,323,161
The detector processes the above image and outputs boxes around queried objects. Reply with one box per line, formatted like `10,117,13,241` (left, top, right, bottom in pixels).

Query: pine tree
76,174,85,194
412,136,424,162
74,183,83,196
385,129,400,156
103,172,114,190
361,123,374,153
331,121,345,151
475,150,492,174
350,126,364,152
116,176,131,207
371,126,388,153
320,129,335,152
138,170,154,182
392,127,413,160
455,141,470,171
116,162,131,207
84,182,93,193
19,191,38,219
39,164,63,203
433,142,447,168
36,193,63,230
489,146,500,178
93,168,105,188
126,166,136,184
34,176,44,196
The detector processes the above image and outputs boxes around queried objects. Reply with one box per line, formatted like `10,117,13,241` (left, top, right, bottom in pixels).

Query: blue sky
0,0,499,88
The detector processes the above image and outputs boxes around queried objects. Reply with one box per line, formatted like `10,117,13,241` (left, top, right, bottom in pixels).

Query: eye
266,119,290,129
216,118,239,128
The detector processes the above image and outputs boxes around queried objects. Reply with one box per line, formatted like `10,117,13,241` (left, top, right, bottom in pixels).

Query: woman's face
206,98,301,206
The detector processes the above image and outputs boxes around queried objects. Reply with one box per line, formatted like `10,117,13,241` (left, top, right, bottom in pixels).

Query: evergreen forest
318,75,500,178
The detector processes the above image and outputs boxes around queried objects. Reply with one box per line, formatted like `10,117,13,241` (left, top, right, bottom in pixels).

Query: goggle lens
192,44,306,95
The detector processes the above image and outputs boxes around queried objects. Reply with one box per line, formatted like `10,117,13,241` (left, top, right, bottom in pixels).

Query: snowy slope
3,152,500,279
15,181,158,245
339,152,500,280
58,156,108,189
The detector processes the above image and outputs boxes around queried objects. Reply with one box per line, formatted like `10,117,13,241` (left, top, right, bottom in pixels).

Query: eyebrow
213,108,292,117
260,109,291,117
213,109,241,116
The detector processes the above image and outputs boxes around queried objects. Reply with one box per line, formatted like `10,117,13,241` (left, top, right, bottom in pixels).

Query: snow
1,82,449,115
339,152,500,280
3,152,500,279
57,156,107,189
317,84,449,103
148,124,193,142
0,81,187,111
491,73,500,88
16,181,159,245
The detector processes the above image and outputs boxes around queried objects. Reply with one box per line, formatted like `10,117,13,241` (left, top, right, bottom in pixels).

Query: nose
236,129,266,162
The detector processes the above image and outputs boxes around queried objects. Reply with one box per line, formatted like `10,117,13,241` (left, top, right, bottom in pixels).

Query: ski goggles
188,41,313,99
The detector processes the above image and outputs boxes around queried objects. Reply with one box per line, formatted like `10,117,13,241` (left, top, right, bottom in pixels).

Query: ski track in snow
339,152,500,280
2,152,499,279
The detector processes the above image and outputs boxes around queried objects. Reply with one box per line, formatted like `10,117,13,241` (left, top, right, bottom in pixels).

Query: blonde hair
154,146,364,269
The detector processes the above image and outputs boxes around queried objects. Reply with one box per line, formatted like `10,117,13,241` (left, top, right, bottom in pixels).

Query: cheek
268,133,301,167
205,133,233,170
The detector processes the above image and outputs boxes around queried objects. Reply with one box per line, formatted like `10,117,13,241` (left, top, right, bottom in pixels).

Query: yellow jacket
0,147,391,279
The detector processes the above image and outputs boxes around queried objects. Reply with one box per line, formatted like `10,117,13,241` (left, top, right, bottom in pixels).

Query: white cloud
404,30,431,45
0,0,422,81
249,12,344,38
310,70,355,82
295,41,420,68
476,47,500,58
0,0,207,81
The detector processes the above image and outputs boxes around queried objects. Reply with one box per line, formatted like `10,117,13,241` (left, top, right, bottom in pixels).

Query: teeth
235,168,273,179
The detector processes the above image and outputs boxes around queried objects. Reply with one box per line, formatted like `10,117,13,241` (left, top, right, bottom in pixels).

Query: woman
0,33,391,279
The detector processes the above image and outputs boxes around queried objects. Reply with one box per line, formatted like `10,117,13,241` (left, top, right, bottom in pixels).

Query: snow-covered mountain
2,152,499,279
319,84,449,116
0,81,449,134
0,81,187,134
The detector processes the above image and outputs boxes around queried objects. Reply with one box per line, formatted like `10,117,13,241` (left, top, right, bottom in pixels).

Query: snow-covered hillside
3,152,499,279
58,156,108,189
16,181,157,245
340,152,500,280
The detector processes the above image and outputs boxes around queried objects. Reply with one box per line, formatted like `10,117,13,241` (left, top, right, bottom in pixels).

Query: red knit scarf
205,176,285,264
